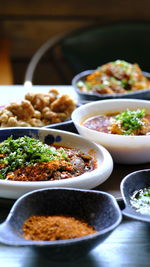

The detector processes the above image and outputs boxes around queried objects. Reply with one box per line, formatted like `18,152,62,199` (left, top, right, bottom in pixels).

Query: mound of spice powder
22,215,97,241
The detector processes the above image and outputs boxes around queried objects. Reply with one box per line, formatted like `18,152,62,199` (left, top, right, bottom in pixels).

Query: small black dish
0,188,122,261
72,70,150,104
121,169,150,222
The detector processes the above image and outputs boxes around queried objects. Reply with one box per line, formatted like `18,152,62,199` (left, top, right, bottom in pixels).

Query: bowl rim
72,69,150,98
0,187,122,246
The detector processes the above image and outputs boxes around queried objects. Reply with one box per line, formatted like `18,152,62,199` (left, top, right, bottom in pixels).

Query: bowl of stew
72,60,150,103
72,98,150,164
0,127,113,199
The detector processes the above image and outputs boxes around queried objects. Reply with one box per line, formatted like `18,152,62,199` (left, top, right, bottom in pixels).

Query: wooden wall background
0,0,150,85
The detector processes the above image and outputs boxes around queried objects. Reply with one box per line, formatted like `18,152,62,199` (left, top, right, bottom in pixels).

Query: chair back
24,22,150,85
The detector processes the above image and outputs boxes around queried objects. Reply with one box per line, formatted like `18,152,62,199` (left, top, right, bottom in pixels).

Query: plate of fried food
0,88,77,128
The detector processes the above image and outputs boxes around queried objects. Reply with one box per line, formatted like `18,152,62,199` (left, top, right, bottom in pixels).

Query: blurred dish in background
77,60,150,94
72,60,150,103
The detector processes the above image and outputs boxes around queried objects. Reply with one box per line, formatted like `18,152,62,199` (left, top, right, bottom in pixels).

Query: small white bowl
72,99,150,164
0,127,113,199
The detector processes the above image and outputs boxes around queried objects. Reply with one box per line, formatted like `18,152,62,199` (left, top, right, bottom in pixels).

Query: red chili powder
22,215,97,241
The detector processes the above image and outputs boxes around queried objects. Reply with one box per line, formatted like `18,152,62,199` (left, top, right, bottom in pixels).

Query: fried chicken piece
0,109,13,123
25,89,59,111
6,100,35,120
51,94,76,115
25,93,51,111
27,118,45,127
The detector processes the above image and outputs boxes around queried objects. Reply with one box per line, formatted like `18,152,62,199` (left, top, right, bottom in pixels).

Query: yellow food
0,89,76,127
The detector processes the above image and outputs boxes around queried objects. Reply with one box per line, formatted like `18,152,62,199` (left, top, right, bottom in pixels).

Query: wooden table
0,85,150,266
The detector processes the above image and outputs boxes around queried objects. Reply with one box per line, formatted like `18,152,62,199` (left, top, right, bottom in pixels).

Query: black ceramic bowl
72,70,150,104
0,188,122,260
121,169,150,222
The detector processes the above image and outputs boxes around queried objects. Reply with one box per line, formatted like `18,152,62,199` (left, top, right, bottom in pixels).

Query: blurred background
1,0,150,86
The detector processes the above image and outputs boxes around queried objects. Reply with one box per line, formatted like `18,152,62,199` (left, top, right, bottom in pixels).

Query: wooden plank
2,20,91,58
0,0,149,18
5,19,150,59
0,0,149,60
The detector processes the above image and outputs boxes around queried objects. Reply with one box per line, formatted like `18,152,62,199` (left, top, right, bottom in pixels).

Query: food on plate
0,136,96,181
82,109,150,135
22,214,97,241
130,187,150,215
77,60,150,94
0,89,76,127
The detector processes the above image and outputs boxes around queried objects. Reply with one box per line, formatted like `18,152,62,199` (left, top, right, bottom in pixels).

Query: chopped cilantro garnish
0,136,68,179
120,79,128,88
115,109,145,135
85,82,93,91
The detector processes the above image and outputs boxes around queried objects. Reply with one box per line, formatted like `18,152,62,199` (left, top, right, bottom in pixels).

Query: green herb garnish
85,81,93,91
130,188,150,215
0,136,68,179
115,109,145,135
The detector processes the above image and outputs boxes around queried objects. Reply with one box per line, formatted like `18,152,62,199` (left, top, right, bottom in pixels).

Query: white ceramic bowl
0,127,113,199
72,99,150,164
